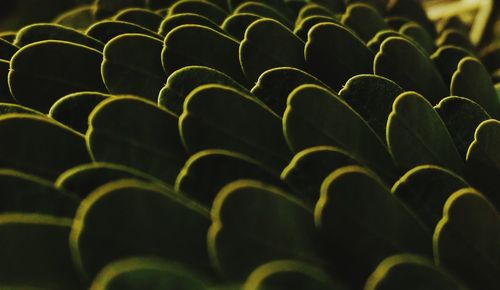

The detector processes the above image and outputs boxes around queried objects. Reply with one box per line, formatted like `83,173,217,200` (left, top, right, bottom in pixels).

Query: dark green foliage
431,45,473,86
159,13,223,36
243,260,347,290
112,8,163,32
0,37,18,60
0,114,90,180
435,96,491,159
339,74,404,141
316,166,431,288
53,5,96,31
168,0,227,25
306,22,374,90
88,96,187,183
284,84,397,183
374,36,448,104
90,258,209,290
341,3,389,42
240,19,306,83
434,189,500,290
0,59,15,102
14,23,104,50
162,25,249,86
450,57,500,119
176,149,284,206
392,165,468,230
9,40,107,112
0,214,81,290
86,20,161,44
158,66,249,115
56,162,155,198
252,67,327,115
281,146,358,204
102,33,165,101
0,169,79,217
49,91,110,133
209,180,320,280
365,254,469,290
180,84,291,173
234,2,292,27
94,0,147,20
222,13,261,41
465,120,500,209
399,22,435,55
293,15,338,41
0,1,498,289
387,92,464,175
72,179,212,280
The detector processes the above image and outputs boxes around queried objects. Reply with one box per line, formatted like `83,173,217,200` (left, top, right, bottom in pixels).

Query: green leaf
434,96,491,159
0,169,79,217
221,13,261,41
366,30,402,53
434,188,500,290
309,0,345,13
0,59,15,102
209,180,321,280
94,0,147,19
87,96,187,184
102,33,165,101
9,40,107,112
315,166,431,288
0,214,81,290
465,119,500,209
0,37,18,60
0,102,44,115
243,260,347,290
240,19,305,83
112,8,163,32
180,84,292,173
159,13,224,36
53,5,96,31
430,45,473,86
158,65,249,116
450,57,500,119
374,36,448,104
341,3,389,42
234,1,292,27
14,23,104,50
293,15,338,41
168,0,227,25
391,165,468,230
176,149,284,206
283,84,397,183
0,114,90,180
339,74,404,141
0,31,16,42
305,22,374,90
56,162,156,199
252,67,328,116
387,92,464,175
86,20,161,44
90,258,209,290
386,0,436,37
345,0,386,14
49,91,111,134
296,4,335,27
399,22,435,55
281,146,358,204
71,179,211,280
162,24,249,86
365,254,469,290
436,29,476,55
